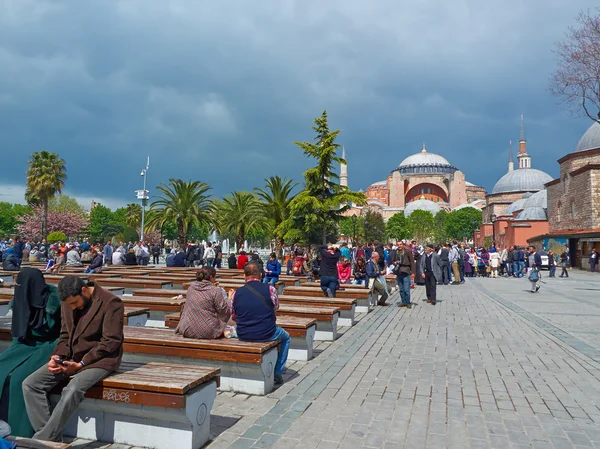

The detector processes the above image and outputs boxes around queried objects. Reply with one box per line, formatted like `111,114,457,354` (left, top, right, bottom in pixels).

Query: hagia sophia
343,115,600,269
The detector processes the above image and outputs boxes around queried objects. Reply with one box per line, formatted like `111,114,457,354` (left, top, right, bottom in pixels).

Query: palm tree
255,176,297,251
219,192,265,249
26,151,67,239
146,179,212,247
125,203,142,228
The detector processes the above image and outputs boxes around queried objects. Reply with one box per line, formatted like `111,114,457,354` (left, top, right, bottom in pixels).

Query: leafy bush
122,226,139,243
46,231,67,243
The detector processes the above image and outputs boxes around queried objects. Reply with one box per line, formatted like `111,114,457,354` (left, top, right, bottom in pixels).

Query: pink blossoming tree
16,206,89,240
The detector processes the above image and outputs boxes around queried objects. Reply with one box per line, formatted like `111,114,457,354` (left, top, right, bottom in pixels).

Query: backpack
292,258,304,275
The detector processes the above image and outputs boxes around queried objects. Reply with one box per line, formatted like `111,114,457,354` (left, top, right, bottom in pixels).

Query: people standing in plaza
590,248,598,273
449,241,461,285
367,252,388,305
204,242,216,267
103,241,113,266
22,276,124,442
479,248,490,277
559,249,570,278
420,244,443,305
438,244,450,284
489,249,500,278
151,242,161,265
318,245,341,297
231,263,290,385
528,245,542,293
548,250,557,277
394,241,416,308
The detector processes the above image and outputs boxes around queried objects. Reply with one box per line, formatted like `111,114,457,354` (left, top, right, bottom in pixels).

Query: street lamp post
352,214,357,247
136,157,150,241
490,213,497,249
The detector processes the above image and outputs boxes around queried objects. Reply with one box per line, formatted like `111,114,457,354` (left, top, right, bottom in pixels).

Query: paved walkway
67,270,600,448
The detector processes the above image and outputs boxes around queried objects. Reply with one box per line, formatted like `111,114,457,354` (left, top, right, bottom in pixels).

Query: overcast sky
0,0,597,209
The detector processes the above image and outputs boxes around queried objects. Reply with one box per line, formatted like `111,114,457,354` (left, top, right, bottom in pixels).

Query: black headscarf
11,268,51,341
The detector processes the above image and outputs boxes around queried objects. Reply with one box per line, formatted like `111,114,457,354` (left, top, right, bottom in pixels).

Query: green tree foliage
407,210,435,243
386,212,410,241
338,215,365,243
363,211,386,243
46,231,67,244
48,195,85,215
0,202,31,237
125,203,143,228
218,192,266,249
160,221,178,241
283,110,366,244
121,226,139,243
189,222,211,242
255,176,297,250
88,204,121,242
433,210,449,243
26,151,67,238
146,179,212,247
445,208,483,240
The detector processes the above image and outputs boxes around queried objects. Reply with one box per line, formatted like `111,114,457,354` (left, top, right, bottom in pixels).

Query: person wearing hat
420,244,443,305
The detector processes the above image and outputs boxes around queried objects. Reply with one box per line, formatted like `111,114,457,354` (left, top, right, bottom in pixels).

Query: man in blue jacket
264,252,282,286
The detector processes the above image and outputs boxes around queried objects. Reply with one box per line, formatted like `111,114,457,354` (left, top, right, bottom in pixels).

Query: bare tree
550,9,600,121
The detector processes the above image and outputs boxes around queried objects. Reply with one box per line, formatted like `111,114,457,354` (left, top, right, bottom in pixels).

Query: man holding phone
22,276,124,442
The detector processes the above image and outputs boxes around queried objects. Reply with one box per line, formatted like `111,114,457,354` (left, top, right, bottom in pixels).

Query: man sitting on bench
231,262,290,385
22,276,124,442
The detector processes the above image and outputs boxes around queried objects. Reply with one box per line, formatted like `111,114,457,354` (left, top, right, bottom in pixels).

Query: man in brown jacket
393,240,416,308
23,276,124,442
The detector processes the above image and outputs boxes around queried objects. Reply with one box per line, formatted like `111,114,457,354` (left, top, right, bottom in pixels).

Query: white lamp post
136,157,150,241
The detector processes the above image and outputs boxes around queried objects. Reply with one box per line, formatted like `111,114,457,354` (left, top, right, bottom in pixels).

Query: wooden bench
133,288,187,298
95,278,173,294
165,314,317,361
285,285,375,313
6,437,71,448
0,270,18,283
123,327,279,395
123,307,150,327
126,274,194,288
119,296,186,327
279,294,356,326
0,299,9,316
59,362,219,449
277,305,339,341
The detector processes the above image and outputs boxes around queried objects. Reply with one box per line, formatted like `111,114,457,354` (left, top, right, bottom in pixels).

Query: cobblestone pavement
67,270,600,448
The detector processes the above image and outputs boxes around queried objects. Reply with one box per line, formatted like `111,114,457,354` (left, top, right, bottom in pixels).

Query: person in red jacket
237,250,249,269
337,257,352,284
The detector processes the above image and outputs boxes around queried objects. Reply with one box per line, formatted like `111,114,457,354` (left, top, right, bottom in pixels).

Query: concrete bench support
314,313,338,341
60,379,217,449
123,349,278,396
288,325,315,361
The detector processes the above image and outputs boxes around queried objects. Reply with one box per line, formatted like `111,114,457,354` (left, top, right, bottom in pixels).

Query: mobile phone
55,356,66,365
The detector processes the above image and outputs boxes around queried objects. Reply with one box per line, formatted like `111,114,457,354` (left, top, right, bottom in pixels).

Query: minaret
517,114,531,169
340,146,348,187
508,140,514,172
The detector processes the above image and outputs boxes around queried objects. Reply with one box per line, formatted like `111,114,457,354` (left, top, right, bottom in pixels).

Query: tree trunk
42,198,48,240
178,220,186,248
322,226,327,245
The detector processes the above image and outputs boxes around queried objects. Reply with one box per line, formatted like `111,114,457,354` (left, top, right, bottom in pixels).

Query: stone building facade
529,121,600,269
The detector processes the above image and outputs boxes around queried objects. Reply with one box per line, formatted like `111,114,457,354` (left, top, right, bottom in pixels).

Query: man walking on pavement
438,244,450,285
394,240,416,308
528,245,543,293
449,241,461,285
420,244,443,305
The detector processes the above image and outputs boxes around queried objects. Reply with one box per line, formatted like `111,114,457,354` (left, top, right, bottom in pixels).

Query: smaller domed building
476,116,553,249
528,120,600,269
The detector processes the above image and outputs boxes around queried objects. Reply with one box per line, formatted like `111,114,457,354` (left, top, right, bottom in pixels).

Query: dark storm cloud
0,0,597,207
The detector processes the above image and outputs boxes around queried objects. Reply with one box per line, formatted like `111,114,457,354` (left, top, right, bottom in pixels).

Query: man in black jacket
438,244,450,284
318,245,340,297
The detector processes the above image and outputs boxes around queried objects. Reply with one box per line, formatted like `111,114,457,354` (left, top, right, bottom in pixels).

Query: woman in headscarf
414,245,425,285
0,268,61,437
1,248,20,271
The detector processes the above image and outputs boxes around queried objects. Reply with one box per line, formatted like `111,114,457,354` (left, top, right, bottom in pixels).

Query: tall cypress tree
283,110,366,244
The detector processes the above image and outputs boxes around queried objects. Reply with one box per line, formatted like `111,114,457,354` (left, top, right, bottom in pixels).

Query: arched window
571,200,575,219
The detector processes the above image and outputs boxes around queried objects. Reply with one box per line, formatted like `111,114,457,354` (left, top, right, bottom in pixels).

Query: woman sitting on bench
0,268,62,437
176,267,232,339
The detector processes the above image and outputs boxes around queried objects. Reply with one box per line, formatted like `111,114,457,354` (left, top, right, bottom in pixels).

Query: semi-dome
575,121,600,153
453,203,481,211
395,146,457,175
369,180,387,187
522,189,547,209
504,197,528,215
515,206,547,221
404,198,442,217
492,169,553,194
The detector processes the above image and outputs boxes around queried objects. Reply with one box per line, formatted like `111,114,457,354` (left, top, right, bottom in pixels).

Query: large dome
492,169,553,194
404,199,442,217
575,121,600,153
395,147,457,175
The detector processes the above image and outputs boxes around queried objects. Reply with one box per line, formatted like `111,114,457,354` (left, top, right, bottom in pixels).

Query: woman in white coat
489,250,500,278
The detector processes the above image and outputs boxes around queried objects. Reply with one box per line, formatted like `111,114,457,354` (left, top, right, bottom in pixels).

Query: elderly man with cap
393,240,416,308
